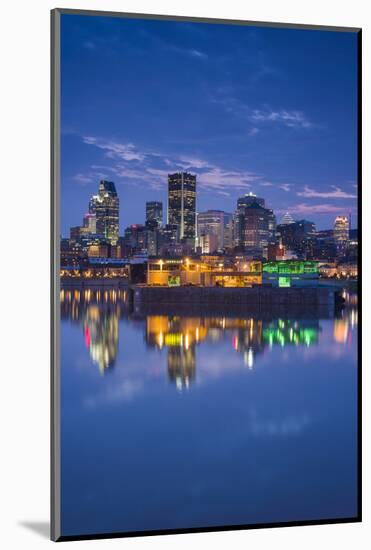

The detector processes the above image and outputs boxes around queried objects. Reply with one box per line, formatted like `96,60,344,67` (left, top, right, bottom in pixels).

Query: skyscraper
333,216,349,247
237,192,265,210
197,210,232,251
236,202,270,250
146,201,163,227
277,219,316,258
168,172,196,242
89,180,119,244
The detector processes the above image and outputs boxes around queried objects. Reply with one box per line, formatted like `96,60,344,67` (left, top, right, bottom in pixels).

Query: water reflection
61,288,129,373
60,287,357,383
60,287,358,535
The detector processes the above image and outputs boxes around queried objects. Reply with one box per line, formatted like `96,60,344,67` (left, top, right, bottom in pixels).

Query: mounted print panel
51,9,361,542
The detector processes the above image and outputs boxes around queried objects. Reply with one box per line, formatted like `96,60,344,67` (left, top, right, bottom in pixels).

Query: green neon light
263,261,318,275
279,276,291,287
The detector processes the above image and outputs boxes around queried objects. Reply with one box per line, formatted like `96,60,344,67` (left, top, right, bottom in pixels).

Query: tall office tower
89,180,119,244
333,215,350,247
168,172,196,242
146,201,163,227
197,210,232,251
281,211,295,225
237,192,265,210
237,202,270,250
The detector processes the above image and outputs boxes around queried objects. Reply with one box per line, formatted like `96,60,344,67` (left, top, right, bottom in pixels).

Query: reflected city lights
61,288,129,373
61,287,357,385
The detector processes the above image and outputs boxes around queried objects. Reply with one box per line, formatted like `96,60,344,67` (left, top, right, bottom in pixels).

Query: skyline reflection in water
60,288,357,387
60,287,358,537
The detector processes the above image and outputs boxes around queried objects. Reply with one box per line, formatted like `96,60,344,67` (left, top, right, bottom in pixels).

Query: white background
0,0,368,548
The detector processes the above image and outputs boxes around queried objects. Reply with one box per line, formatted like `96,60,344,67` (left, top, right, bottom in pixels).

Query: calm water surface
60,288,358,537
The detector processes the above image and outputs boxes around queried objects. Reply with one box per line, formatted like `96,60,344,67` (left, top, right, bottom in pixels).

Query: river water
60,287,358,537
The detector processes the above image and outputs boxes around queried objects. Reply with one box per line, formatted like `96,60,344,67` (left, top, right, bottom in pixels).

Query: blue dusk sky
60,13,359,236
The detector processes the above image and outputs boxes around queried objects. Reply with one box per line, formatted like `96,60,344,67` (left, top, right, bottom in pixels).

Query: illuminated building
147,258,262,287
197,210,232,251
198,233,218,254
318,263,338,277
146,201,163,227
88,244,109,258
168,172,196,242
235,202,270,251
237,192,265,209
89,180,119,244
333,216,350,248
60,257,129,279
276,220,316,258
263,260,319,287
337,263,357,278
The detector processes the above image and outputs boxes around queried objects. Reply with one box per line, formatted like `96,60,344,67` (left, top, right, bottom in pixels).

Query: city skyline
61,174,355,240
61,15,358,235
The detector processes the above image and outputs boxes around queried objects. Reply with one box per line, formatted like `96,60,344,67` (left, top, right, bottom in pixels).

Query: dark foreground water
60,288,358,537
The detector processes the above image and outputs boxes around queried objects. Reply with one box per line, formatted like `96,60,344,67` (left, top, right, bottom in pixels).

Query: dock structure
132,285,336,313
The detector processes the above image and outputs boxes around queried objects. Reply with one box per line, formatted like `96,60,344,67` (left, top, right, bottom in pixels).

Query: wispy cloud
73,173,95,185
80,135,264,193
189,48,208,59
211,93,314,131
285,203,352,215
297,185,357,199
83,136,146,161
250,109,313,128
279,183,291,192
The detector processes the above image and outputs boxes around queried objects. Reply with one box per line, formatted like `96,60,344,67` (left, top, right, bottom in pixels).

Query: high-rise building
276,219,316,259
197,210,232,251
168,172,196,242
281,212,295,225
237,202,270,250
237,193,265,210
234,194,275,249
333,216,350,247
89,180,119,244
146,201,163,227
